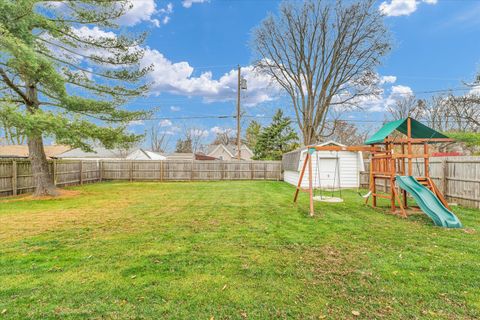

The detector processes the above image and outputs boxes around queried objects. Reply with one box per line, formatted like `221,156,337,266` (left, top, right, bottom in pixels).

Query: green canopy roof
365,118,449,145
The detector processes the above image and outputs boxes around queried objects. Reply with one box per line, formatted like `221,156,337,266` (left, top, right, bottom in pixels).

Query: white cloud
210,126,235,135
182,0,209,9
170,106,181,112
159,119,173,127
389,85,414,99
469,85,480,95
141,49,282,106
379,0,437,17
41,26,118,65
380,75,397,84
74,26,117,41
117,1,172,27
362,84,414,112
190,129,209,138
43,1,171,27
160,125,181,135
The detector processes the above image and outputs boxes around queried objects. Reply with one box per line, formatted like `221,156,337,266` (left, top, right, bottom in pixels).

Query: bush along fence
0,159,283,197
360,156,480,209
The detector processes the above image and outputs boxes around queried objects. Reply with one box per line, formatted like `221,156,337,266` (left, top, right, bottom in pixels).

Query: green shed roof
365,118,449,145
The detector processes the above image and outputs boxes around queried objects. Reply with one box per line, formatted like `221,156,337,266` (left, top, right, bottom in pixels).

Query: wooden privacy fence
0,159,282,197
360,156,480,209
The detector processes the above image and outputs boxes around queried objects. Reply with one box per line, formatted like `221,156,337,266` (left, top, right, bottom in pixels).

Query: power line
127,86,475,106
147,114,476,125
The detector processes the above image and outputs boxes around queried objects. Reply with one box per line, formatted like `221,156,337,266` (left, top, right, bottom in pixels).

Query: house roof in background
365,118,449,145
0,145,71,158
57,147,165,160
166,153,195,160
195,153,218,160
126,149,166,160
207,144,253,157
56,147,126,158
143,150,166,160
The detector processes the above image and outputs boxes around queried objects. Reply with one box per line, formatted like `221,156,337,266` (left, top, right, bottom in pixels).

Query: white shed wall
284,150,364,189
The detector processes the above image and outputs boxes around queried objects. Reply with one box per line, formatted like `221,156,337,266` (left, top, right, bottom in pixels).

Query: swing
313,150,344,203
358,190,372,198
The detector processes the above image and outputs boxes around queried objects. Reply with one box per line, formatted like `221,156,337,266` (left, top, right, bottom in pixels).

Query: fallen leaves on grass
0,189,81,202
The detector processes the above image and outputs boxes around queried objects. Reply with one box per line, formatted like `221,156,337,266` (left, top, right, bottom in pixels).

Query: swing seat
313,195,344,203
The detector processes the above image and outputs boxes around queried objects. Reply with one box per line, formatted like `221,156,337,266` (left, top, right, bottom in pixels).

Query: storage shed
282,141,365,189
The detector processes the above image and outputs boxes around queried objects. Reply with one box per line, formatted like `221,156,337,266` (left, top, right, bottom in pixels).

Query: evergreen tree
245,120,261,150
253,109,299,160
0,1,151,195
175,138,193,153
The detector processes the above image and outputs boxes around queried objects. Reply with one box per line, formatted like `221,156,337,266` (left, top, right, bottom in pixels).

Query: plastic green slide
396,176,462,228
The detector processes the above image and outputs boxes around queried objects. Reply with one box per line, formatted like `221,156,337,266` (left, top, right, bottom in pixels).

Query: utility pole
236,65,241,160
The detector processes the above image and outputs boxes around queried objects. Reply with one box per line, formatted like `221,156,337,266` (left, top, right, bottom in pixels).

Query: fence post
79,161,83,185
441,159,448,196
160,161,163,181
12,160,17,196
99,161,103,182
264,162,267,180
129,161,133,182
191,160,194,181
53,159,57,185
219,161,224,180
250,161,254,180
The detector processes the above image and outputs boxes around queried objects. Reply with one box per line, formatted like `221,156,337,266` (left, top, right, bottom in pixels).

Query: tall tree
328,120,369,146
245,120,261,150
149,125,169,153
0,1,150,195
252,0,390,145
175,138,192,153
385,96,425,121
253,109,299,160
175,127,206,153
212,128,236,145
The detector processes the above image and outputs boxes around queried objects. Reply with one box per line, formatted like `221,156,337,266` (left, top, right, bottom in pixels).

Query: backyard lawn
0,181,479,319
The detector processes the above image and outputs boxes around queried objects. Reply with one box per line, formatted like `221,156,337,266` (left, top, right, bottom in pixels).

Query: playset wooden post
362,117,454,217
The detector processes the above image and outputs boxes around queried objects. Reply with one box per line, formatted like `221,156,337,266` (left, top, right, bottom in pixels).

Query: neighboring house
127,149,166,160
165,153,195,161
56,147,166,160
282,141,365,189
206,144,254,160
194,153,218,161
0,144,71,159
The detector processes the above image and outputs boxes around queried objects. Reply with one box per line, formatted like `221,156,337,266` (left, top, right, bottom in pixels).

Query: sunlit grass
0,181,478,319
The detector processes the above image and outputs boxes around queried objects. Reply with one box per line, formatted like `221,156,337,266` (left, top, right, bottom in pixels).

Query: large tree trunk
28,134,58,196
25,80,58,197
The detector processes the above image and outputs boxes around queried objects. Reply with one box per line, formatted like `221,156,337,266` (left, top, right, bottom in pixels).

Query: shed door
318,158,340,188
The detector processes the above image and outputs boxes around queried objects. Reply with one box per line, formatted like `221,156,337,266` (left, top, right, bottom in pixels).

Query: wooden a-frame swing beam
306,145,382,152
294,145,380,216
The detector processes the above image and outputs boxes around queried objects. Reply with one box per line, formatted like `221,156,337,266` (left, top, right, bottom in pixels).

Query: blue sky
115,0,480,150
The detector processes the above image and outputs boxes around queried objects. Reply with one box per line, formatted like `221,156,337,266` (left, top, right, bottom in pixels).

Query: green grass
0,181,479,319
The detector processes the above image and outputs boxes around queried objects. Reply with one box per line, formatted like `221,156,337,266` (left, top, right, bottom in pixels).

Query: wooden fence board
0,159,282,198
2,156,477,209
360,156,480,208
